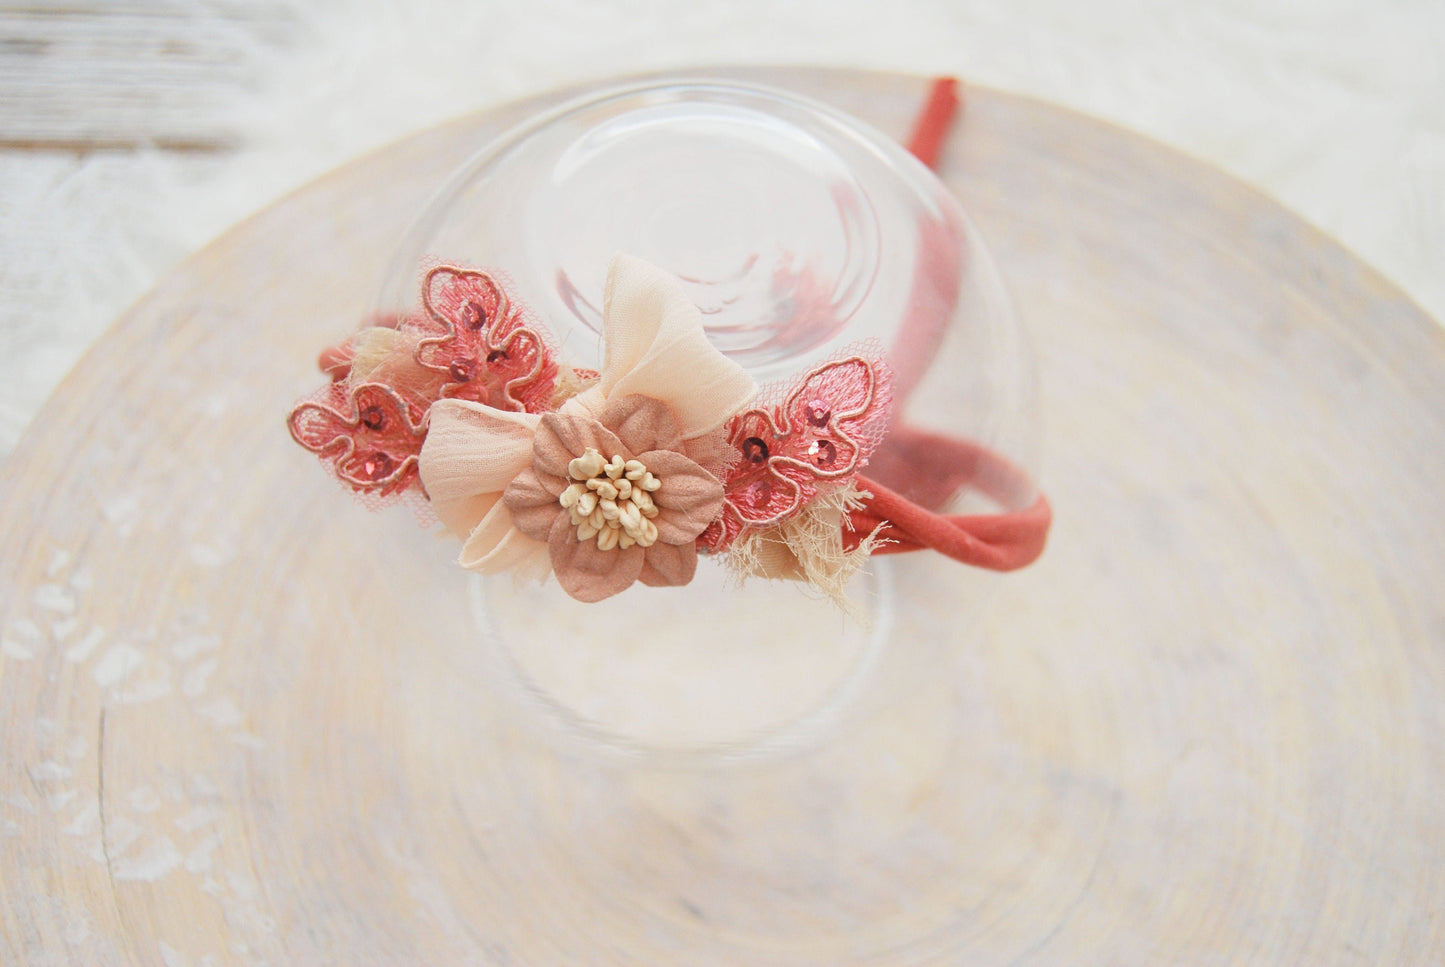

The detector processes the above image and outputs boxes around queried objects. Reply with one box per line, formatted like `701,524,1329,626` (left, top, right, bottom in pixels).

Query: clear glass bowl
379,79,1040,764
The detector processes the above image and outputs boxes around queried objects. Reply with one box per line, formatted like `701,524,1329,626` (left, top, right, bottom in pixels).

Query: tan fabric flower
502,396,723,601
417,254,757,600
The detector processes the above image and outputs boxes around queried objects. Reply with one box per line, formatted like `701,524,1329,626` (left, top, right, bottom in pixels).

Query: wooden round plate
3,68,1442,964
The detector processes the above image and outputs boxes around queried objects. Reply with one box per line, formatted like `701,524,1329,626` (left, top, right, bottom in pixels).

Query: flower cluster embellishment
414,255,754,602
289,254,895,603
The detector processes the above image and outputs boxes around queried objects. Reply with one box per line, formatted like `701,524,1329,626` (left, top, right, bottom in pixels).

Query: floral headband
287,80,1051,605
288,254,1050,604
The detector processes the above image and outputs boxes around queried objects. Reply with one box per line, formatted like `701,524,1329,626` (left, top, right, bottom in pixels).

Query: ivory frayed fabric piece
288,253,1051,603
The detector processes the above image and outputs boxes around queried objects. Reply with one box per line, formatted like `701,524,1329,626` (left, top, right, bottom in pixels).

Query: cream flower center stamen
558,447,662,550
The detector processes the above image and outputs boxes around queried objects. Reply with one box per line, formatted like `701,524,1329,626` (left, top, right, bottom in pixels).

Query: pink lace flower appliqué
412,266,558,414
288,382,428,499
703,354,893,550
288,266,561,500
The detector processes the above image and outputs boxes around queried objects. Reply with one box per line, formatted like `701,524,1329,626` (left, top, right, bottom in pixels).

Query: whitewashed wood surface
0,0,294,149
1,67,1443,965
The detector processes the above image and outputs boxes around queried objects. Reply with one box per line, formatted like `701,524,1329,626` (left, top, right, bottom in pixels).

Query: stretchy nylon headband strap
859,76,1052,572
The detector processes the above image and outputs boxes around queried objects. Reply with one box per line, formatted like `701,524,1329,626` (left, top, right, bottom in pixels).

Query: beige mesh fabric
589,254,758,439
457,495,551,579
547,367,601,409
418,399,538,537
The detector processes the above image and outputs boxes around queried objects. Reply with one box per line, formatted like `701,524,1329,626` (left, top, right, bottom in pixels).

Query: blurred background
1,0,1441,460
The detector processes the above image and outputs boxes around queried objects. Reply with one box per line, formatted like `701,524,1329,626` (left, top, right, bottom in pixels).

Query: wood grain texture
0,1,294,150
1,67,1442,965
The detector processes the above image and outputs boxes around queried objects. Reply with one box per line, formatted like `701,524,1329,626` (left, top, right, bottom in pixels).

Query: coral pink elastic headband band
858,76,1050,572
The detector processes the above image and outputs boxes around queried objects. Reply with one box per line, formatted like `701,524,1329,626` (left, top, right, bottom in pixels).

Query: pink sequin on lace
703,353,893,550
413,266,558,413
288,382,427,499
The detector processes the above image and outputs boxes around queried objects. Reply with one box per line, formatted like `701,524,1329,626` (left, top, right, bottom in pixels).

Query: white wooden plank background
0,1,295,149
